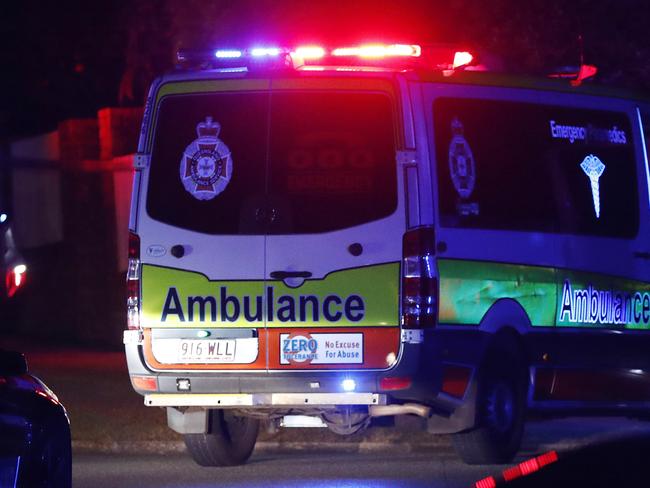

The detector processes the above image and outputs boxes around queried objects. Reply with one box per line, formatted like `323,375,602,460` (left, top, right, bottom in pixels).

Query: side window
433,98,639,238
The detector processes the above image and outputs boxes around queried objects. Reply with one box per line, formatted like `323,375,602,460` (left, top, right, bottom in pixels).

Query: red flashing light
537,450,559,467
502,450,559,482
503,465,522,482
332,44,421,58
6,264,26,298
452,51,474,69
519,457,540,476
380,376,412,391
474,476,496,488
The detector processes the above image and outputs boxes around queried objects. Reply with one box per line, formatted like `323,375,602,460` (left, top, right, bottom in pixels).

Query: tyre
452,350,527,465
184,409,260,466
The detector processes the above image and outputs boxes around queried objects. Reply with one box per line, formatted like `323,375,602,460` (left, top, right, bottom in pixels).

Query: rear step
144,392,386,407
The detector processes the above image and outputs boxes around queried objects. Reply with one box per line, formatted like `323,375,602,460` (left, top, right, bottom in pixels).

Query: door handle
634,251,650,260
269,271,312,280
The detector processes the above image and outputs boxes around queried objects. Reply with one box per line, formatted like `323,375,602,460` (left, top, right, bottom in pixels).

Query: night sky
1,0,649,139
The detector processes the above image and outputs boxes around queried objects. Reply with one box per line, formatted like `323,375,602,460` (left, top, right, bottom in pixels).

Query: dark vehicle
0,215,27,323
0,350,71,488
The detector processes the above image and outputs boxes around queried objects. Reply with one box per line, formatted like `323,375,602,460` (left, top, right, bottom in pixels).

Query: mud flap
167,407,209,434
426,381,477,434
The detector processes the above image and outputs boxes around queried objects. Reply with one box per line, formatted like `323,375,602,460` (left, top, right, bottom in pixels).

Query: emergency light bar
176,44,479,73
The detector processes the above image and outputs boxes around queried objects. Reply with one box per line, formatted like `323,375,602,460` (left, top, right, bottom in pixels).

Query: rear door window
147,90,397,235
147,92,269,235
433,98,639,238
267,92,396,234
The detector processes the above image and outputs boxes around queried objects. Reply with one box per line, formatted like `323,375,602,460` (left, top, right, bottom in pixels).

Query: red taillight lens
401,227,437,329
127,232,140,330
131,375,157,391
6,264,27,298
380,376,412,391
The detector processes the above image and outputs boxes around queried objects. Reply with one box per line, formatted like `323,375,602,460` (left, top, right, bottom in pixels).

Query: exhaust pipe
369,403,431,418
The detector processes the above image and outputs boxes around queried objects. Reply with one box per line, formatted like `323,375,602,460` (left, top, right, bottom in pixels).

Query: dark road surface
74,450,486,488
72,417,650,488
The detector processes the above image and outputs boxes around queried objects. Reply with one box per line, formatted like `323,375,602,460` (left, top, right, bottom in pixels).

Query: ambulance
123,43,650,466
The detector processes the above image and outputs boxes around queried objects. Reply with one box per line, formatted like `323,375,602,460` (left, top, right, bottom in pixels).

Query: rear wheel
452,351,527,465
184,409,259,467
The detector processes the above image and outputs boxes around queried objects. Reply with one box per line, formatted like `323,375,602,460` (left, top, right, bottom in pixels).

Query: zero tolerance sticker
180,116,233,201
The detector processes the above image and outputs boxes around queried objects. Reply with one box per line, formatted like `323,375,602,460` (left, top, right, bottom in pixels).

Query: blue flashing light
215,50,242,59
251,47,281,57
341,378,356,392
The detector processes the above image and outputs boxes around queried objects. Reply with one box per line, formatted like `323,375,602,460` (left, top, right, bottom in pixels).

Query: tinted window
147,90,396,235
147,92,268,234
434,98,638,238
268,92,396,234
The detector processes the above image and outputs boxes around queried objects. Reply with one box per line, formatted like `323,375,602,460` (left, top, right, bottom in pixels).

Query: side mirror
0,350,28,376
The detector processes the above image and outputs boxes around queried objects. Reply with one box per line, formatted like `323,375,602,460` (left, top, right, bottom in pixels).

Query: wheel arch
477,298,532,380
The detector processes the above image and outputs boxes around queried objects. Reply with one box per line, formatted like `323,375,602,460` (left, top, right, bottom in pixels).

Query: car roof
156,67,650,105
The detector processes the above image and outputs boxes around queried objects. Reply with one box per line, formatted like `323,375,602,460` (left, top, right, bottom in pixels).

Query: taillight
401,227,437,328
127,232,140,330
380,376,412,391
6,264,27,298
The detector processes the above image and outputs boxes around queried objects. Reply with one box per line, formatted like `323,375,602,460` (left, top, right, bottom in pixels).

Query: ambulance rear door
264,78,405,371
139,79,271,371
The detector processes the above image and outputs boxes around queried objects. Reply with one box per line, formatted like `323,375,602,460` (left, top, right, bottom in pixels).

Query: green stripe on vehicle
141,263,399,328
438,259,650,329
438,259,557,326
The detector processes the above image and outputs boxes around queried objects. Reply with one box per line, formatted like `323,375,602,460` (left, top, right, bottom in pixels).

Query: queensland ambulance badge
448,117,476,199
180,117,232,201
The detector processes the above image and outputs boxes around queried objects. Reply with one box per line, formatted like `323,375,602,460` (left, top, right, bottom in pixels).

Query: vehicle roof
157,67,650,105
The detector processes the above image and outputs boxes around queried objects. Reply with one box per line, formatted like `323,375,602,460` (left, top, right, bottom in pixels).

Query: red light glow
502,450,559,482
6,264,26,298
502,465,522,482
474,476,496,488
332,44,421,58
519,457,540,476
537,450,559,467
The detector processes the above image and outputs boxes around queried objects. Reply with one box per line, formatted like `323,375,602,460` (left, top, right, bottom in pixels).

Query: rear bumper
124,328,490,414
144,392,385,407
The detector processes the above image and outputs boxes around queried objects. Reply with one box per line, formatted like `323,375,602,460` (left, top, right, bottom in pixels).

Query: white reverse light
0,213,6,223
341,378,356,392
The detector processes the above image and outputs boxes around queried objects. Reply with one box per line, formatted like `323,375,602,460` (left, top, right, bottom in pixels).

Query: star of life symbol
580,154,605,219
179,117,233,201
448,117,476,199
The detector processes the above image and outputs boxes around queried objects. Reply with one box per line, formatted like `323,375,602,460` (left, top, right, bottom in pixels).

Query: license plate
151,337,259,364
179,339,235,362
